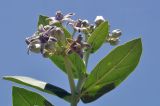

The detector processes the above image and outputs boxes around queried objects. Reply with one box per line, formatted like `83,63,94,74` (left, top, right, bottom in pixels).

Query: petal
64,13,75,18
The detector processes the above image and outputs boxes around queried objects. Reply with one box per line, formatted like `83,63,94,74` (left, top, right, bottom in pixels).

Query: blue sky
0,0,159,106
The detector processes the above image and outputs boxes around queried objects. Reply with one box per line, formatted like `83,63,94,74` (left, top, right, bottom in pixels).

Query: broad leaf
12,86,53,106
81,38,142,103
38,15,50,27
50,53,86,79
68,53,86,76
3,76,71,102
88,21,109,53
38,15,71,38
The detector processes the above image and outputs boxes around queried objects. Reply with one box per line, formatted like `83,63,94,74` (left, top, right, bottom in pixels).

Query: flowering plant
3,11,142,106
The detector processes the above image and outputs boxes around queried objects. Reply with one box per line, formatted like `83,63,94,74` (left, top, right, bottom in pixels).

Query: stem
74,34,91,105
76,76,84,93
83,49,91,67
64,32,91,106
74,49,91,104
64,56,77,106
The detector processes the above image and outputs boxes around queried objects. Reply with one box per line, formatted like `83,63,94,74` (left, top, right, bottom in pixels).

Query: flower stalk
64,56,78,106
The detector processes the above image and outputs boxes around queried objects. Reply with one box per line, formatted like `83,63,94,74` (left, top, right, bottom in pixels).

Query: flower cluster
25,10,122,58
25,25,61,57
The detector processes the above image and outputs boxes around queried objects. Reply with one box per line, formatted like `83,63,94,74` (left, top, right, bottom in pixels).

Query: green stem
64,56,77,106
83,49,91,67
75,49,91,104
74,34,91,104
76,76,84,93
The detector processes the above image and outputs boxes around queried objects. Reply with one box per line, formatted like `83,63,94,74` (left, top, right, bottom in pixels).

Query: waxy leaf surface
81,38,142,103
88,21,109,53
4,76,71,102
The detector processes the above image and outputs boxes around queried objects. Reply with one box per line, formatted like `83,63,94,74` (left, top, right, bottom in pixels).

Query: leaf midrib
82,41,139,95
88,22,107,46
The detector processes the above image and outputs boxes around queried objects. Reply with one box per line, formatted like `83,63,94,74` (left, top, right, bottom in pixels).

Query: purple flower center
55,12,64,20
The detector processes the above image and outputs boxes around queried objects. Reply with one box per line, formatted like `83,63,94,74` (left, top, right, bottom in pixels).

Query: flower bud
82,20,89,27
107,37,120,46
44,25,52,30
28,40,41,53
94,16,105,26
111,29,122,38
38,24,45,32
54,27,65,42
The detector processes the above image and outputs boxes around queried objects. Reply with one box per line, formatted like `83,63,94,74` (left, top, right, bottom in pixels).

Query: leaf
3,76,71,102
12,86,54,106
81,38,142,103
37,15,71,38
50,55,66,73
38,15,50,27
50,53,86,79
88,21,109,53
68,53,86,76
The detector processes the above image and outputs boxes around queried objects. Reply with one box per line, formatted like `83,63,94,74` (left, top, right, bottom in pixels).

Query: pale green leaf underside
12,86,53,106
81,38,142,103
88,21,109,53
3,76,71,102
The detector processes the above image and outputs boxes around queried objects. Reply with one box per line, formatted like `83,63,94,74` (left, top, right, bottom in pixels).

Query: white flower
69,19,88,32
49,11,75,24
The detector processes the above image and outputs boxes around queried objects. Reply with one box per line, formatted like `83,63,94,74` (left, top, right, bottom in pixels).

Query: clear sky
0,0,159,106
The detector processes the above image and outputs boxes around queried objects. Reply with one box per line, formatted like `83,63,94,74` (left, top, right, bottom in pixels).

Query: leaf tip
2,76,9,80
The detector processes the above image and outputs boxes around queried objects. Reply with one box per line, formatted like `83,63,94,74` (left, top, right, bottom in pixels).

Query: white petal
94,16,105,22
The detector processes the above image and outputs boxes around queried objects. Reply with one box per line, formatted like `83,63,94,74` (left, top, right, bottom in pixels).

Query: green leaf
81,38,142,103
50,53,86,79
3,76,71,102
12,86,54,106
68,53,86,76
38,15,50,27
88,21,109,53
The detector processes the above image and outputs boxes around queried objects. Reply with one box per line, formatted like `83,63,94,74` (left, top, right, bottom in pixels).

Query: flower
69,19,87,32
94,16,105,26
49,10,75,24
66,34,91,58
25,25,59,57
